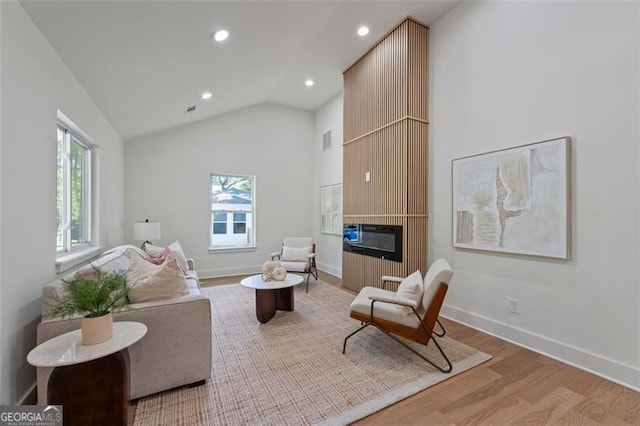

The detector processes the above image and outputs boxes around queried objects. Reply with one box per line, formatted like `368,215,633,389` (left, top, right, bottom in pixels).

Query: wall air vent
185,105,197,114
322,130,332,151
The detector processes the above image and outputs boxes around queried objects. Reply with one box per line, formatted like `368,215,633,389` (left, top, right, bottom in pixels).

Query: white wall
430,1,639,389
312,94,344,277
0,1,125,404
125,104,314,278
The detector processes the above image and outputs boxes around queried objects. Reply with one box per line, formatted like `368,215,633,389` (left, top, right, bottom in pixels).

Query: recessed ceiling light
305,79,314,87
212,29,229,42
201,92,212,100
357,26,370,37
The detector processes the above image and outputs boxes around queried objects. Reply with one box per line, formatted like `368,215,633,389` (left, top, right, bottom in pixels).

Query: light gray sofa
36,252,212,403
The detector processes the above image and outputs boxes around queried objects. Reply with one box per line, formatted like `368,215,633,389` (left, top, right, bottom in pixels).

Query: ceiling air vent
322,130,332,151
185,105,197,114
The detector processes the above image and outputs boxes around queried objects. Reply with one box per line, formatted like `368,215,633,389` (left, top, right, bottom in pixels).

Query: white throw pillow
168,241,189,272
281,246,313,262
144,243,166,258
127,255,189,303
396,270,423,316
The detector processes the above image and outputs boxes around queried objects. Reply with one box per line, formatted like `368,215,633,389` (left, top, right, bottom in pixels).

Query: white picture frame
320,184,342,235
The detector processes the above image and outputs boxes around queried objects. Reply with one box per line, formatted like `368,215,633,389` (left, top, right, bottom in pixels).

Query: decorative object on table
133,219,161,250
452,136,571,259
262,260,286,282
46,269,129,345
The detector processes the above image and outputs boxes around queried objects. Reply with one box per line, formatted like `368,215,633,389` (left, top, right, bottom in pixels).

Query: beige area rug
134,280,491,425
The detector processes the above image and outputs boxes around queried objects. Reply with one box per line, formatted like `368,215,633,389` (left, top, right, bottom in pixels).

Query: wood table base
48,351,129,426
255,287,294,323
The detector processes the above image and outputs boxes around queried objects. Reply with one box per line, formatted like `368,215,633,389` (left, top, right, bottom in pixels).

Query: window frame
56,120,93,256
209,173,256,252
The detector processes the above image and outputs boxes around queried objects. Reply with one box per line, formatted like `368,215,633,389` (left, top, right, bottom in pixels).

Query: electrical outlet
508,298,521,314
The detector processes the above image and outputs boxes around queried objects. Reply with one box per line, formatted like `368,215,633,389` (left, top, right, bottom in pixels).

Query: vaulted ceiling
20,1,460,141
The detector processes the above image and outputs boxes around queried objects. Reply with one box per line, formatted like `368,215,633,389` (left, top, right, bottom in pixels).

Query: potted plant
47,269,129,345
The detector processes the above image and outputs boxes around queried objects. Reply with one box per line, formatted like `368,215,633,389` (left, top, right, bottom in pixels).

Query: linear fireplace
343,224,403,262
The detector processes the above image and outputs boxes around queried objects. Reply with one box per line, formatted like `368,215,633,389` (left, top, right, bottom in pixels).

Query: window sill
208,245,257,254
55,246,102,273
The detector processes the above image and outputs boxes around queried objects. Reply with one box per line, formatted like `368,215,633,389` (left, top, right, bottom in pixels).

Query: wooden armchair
271,237,318,292
342,259,454,372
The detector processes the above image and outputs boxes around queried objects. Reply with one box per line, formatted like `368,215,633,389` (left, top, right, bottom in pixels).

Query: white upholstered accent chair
342,258,454,372
271,237,318,293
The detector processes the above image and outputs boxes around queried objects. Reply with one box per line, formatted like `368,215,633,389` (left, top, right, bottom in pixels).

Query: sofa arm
187,258,195,271
36,295,212,402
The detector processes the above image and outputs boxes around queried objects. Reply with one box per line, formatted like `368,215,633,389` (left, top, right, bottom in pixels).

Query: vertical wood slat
407,121,427,215
343,18,428,293
407,20,428,120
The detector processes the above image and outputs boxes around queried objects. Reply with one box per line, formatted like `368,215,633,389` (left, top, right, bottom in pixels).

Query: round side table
27,321,147,426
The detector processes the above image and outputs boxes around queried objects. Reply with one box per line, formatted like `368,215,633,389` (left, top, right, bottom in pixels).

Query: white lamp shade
133,221,161,242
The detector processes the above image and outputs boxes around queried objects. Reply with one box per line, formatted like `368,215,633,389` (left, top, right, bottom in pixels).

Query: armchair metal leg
342,319,452,373
304,265,318,293
342,322,371,354
434,318,446,337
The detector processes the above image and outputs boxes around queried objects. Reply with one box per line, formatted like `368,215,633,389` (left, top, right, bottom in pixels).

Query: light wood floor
199,272,640,425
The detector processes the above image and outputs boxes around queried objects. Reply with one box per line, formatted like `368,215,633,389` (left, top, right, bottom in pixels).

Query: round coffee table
240,273,303,323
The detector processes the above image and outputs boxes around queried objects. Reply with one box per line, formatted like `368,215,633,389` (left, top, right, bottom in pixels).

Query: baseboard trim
199,263,343,280
440,305,640,392
18,383,37,405
197,265,262,279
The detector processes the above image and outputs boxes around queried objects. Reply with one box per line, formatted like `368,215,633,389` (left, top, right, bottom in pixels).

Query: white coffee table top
240,273,303,290
27,321,147,368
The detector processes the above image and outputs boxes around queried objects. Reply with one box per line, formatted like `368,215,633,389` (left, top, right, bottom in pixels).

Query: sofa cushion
281,245,312,262
127,255,189,303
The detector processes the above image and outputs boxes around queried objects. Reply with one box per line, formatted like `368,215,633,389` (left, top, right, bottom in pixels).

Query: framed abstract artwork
320,183,342,235
452,137,571,259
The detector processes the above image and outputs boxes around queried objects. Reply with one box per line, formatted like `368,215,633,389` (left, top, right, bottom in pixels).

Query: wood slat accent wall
343,20,409,142
342,18,429,293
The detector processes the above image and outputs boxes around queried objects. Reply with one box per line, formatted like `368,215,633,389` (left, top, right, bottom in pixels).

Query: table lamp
133,219,161,249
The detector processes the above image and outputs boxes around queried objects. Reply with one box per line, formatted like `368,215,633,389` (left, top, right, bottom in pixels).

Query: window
233,213,246,234
57,123,91,254
210,174,255,249
212,212,227,234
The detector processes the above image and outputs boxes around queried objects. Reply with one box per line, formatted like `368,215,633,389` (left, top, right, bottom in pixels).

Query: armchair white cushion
281,245,313,262
348,287,422,328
